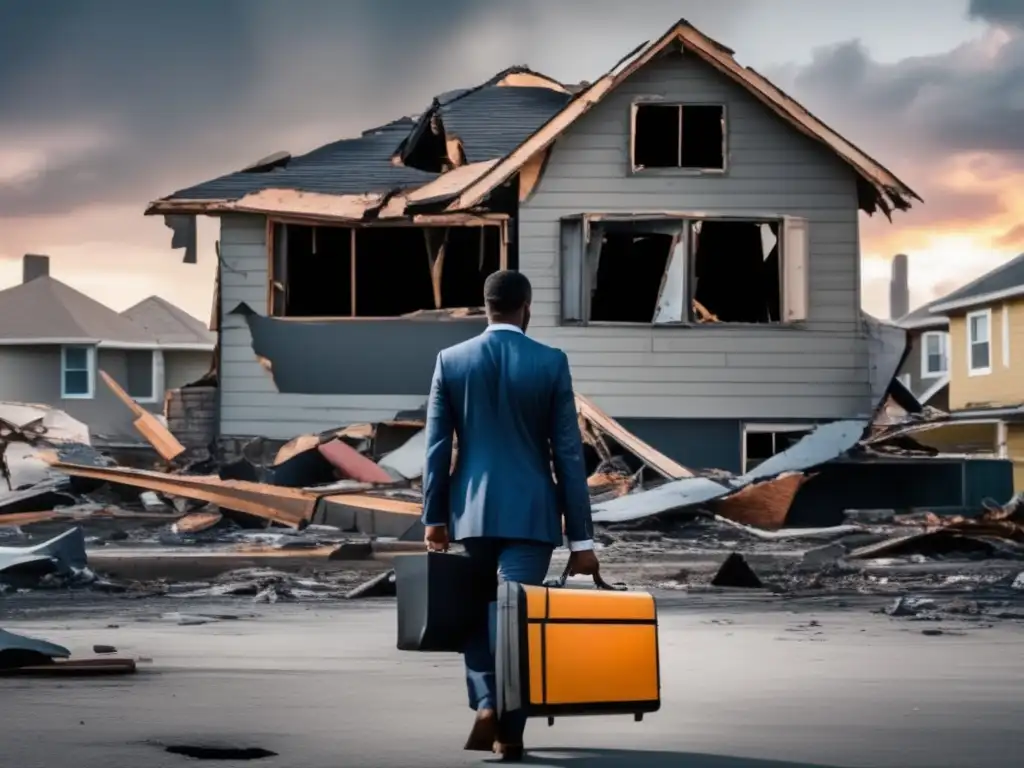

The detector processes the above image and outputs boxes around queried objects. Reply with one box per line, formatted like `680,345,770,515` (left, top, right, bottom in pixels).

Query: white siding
217,215,424,439
520,50,872,420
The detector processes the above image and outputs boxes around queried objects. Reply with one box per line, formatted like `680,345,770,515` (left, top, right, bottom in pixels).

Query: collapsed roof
148,19,919,223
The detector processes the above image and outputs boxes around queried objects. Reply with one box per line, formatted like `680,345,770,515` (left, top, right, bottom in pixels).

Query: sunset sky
1,0,1022,322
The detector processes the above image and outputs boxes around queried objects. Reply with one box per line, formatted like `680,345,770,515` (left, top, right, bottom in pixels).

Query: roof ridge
938,251,1024,300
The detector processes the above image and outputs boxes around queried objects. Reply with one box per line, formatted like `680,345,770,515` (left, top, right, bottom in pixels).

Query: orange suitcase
496,571,660,723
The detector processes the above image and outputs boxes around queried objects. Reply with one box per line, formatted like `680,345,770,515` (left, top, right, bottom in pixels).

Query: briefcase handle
547,564,628,592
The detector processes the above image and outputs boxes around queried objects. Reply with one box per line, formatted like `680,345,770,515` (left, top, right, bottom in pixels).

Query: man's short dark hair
483,270,532,314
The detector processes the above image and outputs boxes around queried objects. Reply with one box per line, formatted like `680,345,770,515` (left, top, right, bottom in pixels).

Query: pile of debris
3,389,1023,606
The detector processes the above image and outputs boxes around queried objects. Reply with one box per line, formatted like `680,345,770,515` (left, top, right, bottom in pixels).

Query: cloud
773,30,1024,168
0,0,749,217
994,223,1024,247
969,0,1024,27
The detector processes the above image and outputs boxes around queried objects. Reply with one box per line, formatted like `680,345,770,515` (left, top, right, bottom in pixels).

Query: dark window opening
590,229,675,323
633,105,679,169
693,220,780,323
281,225,353,317
441,227,502,309
632,104,725,170
273,223,501,318
354,227,435,317
744,428,812,473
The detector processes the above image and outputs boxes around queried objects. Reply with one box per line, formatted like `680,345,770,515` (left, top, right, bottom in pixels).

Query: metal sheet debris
593,420,869,526
0,526,87,575
376,429,426,480
0,628,71,667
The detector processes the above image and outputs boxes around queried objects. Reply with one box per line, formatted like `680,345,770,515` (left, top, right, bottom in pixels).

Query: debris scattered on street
0,394,1021,621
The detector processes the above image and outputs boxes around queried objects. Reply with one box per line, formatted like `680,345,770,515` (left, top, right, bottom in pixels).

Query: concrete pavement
0,597,1021,768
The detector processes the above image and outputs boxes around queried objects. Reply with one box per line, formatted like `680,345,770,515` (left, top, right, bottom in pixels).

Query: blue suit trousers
461,537,554,744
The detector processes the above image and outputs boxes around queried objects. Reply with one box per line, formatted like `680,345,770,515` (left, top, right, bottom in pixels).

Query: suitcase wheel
547,717,555,727
634,713,643,723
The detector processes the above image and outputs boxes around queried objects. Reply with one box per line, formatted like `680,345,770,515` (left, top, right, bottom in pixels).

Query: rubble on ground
1,394,1023,616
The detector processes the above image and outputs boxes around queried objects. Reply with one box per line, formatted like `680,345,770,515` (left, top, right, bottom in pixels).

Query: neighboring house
145,19,918,474
894,303,950,409
0,254,215,442
926,252,1024,490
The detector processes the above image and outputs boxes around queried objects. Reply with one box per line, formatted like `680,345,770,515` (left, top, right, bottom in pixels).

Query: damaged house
147,19,920,475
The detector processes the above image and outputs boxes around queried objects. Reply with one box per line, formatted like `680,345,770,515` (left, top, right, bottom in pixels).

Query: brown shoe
493,741,525,762
464,708,498,751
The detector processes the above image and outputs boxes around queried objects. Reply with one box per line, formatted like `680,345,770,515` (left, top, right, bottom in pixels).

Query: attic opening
401,112,451,173
560,215,808,326
269,222,503,318
632,103,725,171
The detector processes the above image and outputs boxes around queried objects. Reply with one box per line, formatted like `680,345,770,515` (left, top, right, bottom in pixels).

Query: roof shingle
930,253,1024,311
120,296,215,346
0,277,154,344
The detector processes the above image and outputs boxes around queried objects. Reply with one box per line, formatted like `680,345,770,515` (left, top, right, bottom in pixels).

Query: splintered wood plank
99,370,186,461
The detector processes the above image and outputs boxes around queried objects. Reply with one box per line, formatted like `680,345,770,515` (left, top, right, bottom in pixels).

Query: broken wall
165,386,217,452
217,215,480,440
519,50,872,424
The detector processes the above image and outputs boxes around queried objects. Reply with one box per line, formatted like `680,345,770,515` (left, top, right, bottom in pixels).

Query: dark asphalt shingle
163,69,573,203
933,253,1024,308
895,303,946,328
168,123,438,202
439,86,572,162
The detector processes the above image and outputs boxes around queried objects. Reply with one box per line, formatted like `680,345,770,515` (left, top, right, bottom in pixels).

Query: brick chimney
23,254,50,284
889,253,909,320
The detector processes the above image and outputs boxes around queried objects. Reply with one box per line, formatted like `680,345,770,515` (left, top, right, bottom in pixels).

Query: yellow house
928,253,1024,491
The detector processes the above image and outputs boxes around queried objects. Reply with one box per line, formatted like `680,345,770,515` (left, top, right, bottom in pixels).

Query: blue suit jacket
421,327,593,548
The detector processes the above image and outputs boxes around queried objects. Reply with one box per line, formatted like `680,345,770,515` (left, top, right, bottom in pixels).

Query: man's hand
568,549,599,577
424,525,450,552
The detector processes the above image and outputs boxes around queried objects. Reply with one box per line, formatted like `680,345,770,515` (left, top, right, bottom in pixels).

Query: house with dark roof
909,252,1024,490
0,254,214,442
146,19,919,474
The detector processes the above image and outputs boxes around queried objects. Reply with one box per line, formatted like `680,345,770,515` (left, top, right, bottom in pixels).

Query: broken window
632,104,725,171
560,215,808,326
268,223,502,318
743,425,814,474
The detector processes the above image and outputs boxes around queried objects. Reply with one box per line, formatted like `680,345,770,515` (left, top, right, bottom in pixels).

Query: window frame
920,330,949,378
265,219,509,320
741,423,817,474
629,99,728,175
966,308,992,376
60,345,95,400
125,349,160,404
558,212,808,328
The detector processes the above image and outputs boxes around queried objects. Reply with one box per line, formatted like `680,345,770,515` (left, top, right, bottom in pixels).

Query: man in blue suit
421,270,599,762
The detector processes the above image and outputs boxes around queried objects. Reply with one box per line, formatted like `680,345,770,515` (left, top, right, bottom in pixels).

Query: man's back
421,328,591,547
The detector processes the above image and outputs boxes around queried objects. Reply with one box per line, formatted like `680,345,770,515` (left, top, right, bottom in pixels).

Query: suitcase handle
548,564,628,591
